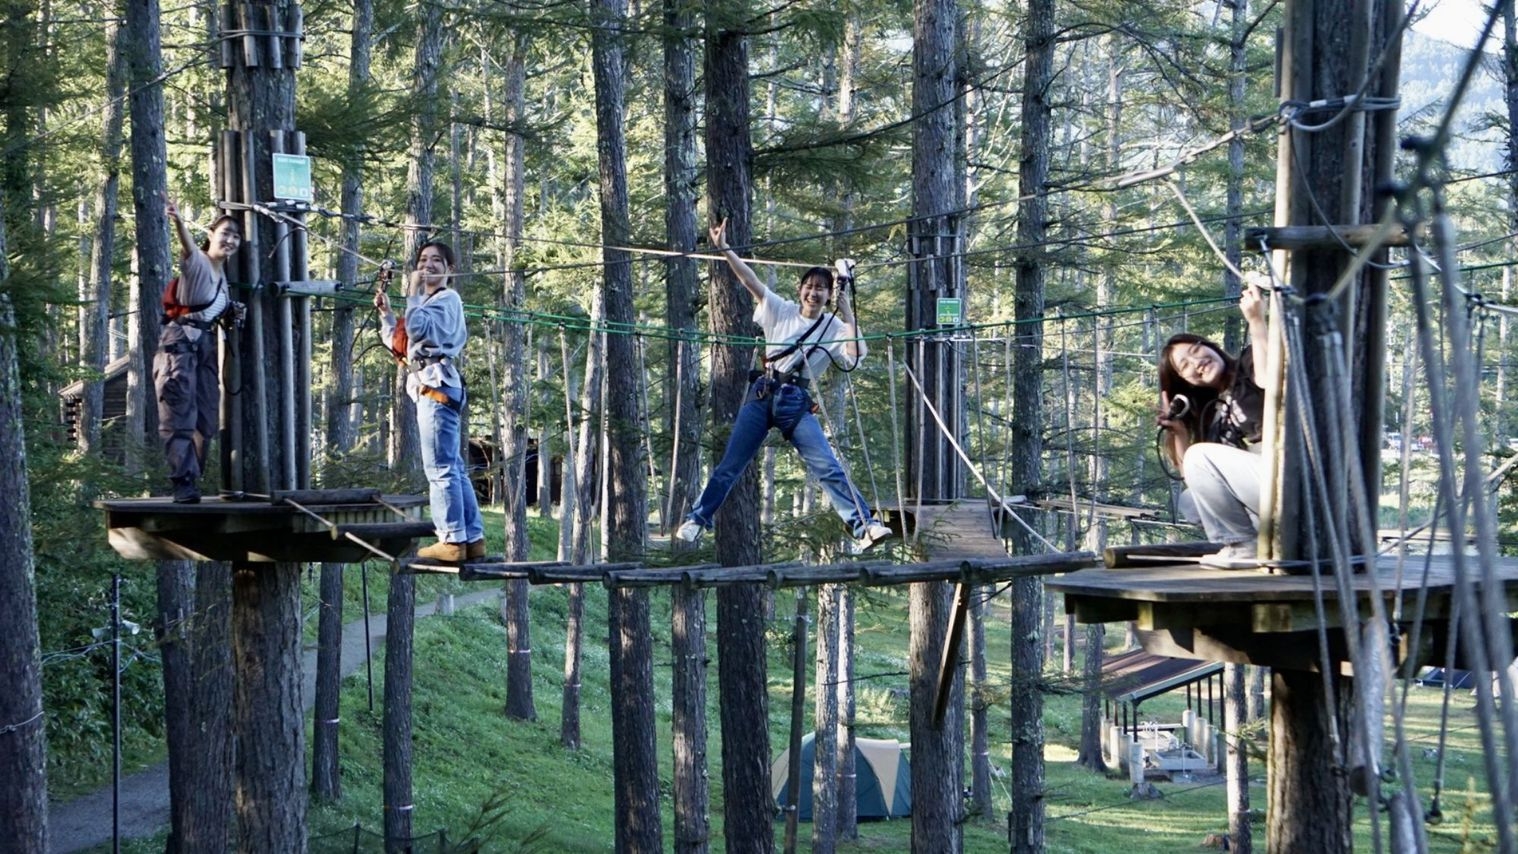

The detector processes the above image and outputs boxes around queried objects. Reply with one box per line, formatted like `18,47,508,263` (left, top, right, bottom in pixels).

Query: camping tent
770,733,911,821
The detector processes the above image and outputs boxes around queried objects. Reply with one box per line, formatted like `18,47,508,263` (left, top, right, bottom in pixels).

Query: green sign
272,153,313,202
936,297,962,327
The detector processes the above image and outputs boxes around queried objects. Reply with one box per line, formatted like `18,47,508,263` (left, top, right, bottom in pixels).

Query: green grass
91,512,1504,852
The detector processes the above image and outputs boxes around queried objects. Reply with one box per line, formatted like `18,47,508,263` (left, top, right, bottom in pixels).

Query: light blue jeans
417,385,483,544
1182,442,1262,545
688,379,875,537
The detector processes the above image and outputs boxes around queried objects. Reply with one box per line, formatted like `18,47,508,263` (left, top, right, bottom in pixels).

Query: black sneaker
172,479,201,504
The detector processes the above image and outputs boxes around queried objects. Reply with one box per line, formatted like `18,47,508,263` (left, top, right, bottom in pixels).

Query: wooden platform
97,493,428,563
903,500,1010,560
1048,555,1518,672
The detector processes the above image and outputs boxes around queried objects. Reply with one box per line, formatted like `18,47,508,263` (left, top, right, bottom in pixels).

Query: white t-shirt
753,286,865,380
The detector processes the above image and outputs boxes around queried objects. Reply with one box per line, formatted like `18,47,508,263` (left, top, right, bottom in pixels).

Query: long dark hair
1158,332,1237,454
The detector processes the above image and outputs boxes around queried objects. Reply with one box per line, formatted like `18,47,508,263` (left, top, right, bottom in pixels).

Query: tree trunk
705,10,771,848
158,560,196,851
910,581,962,852
80,8,127,456
0,266,48,851
560,581,585,750
1010,0,1054,848
125,0,170,465
185,561,232,851
1268,669,1352,853
383,573,416,848
499,35,535,722
671,583,710,853
811,584,840,853
230,563,306,852
391,0,446,486
1075,623,1105,772
664,2,707,846
905,0,964,501
593,0,661,844
311,562,344,801
311,0,373,800
968,584,991,821
1224,663,1252,853
836,585,858,839
663,0,702,535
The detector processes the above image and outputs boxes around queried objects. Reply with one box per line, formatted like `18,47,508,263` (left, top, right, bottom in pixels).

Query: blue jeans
688,379,875,537
417,385,483,544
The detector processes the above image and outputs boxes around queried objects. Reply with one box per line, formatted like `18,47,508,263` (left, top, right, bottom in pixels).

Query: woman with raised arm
1156,275,1272,569
374,241,484,563
676,219,893,551
156,198,243,503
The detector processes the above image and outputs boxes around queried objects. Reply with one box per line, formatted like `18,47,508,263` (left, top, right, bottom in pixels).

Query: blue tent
771,733,911,821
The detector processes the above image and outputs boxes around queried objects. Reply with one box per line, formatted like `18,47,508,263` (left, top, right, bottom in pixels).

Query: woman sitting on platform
1156,275,1271,570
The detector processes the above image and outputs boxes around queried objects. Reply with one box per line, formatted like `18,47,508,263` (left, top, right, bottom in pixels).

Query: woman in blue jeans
676,219,892,550
1157,276,1272,569
375,241,484,563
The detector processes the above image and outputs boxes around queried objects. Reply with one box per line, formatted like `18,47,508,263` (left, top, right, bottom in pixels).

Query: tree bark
906,0,964,501
125,0,170,465
1010,0,1055,848
1075,623,1105,772
705,9,771,848
968,584,991,821
0,253,48,851
663,0,702,534
382,573,416,849
811,584,840,853
311,0,372,800
79,7,127,456
836,585,858,839
230,563,306,852
1268,668,1352,853
593,0,661,845
184,561,232,852
158,560,196,851
1224,663,1252,854
910,581,962,852
500,36,535,723
311,562,344,801
671,583,710,853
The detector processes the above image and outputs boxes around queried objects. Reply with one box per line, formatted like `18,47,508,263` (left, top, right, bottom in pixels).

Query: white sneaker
675,520,703,543
854,522,895,553
1198,541,1258,570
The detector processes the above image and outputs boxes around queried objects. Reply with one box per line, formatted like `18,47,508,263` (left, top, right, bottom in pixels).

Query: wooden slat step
333,521,436,541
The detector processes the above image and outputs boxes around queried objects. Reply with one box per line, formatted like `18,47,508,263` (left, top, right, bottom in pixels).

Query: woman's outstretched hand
1240,273,1267,325
709,218,728,251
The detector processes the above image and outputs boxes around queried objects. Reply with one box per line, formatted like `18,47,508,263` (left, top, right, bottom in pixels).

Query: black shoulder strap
763,313,831,368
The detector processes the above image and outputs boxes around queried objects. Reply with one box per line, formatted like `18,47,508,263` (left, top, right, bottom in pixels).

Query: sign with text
936,297,963,327
272,153,313,202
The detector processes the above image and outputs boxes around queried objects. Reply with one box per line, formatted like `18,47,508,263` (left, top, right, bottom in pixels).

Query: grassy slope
99,510,1500,852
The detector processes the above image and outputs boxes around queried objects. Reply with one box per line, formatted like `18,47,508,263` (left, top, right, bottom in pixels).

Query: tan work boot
417,540,468,564
466,539,486,560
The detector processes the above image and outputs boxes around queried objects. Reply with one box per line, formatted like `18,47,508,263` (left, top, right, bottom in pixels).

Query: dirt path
49,587,501,853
